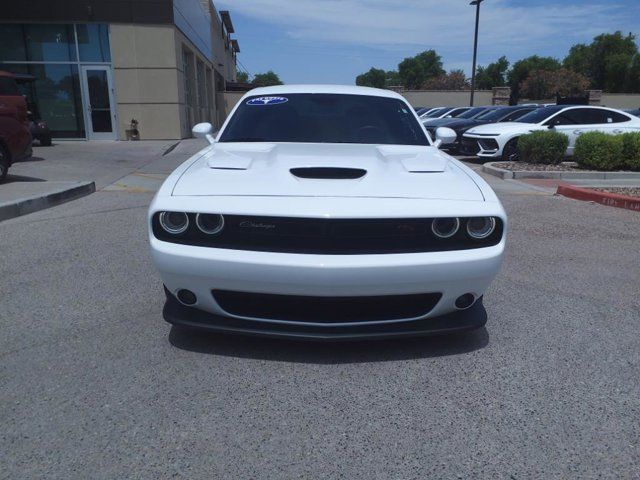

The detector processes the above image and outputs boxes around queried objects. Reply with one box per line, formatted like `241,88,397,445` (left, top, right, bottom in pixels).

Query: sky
216,0,640,85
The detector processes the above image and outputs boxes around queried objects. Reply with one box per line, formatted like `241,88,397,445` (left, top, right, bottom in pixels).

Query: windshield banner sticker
246,96,289,106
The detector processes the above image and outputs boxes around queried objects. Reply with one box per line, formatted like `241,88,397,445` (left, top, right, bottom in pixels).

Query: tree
236,71,249,83
251,71,283,86
563,31,639,92
508,55,561,100
423,69,470,90
398,50,445,89
626,54,640,93
355,68,387,88
519,68,590,100
385,70,401,87
475,56,510,90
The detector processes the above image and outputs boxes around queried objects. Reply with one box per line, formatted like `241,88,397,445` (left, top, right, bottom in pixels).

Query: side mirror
192,122,215,144
433,127,457,148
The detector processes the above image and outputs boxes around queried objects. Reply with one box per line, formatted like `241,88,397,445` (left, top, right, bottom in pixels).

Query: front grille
460,137,480,155
152,215,504,254
478,138,499,151
212,290,443,323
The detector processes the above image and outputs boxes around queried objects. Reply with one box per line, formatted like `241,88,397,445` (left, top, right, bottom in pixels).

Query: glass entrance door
81,66,116,139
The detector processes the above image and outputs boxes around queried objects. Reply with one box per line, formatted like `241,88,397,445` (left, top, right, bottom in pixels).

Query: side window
503,109,532,122
605,110,632,124
546,113,575,126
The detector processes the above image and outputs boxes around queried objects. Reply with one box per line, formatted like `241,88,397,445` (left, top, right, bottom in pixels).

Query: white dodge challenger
149,85,507,340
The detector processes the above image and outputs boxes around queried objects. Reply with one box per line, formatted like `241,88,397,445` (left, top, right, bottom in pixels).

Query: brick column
587,90,602,106
492,87,511,105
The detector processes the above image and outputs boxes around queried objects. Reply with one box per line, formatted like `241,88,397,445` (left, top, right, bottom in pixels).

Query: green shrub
621,132,640,171
516,130,569,164
574,132,624,171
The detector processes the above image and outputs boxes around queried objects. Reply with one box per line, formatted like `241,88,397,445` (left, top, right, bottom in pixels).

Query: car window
605,110,632,123
457,107,486,119
515,106,566,124
220,93,430,146
501,108,535,122
447,108,469,118
0,77,20,96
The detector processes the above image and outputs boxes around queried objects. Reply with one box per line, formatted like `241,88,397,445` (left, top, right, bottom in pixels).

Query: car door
545,110,583,155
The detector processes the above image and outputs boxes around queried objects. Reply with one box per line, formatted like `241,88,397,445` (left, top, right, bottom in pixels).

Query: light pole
469,0,484,106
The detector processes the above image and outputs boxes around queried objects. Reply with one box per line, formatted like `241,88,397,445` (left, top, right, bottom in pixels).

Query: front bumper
151,236,505,337
460,136,501,157
163,287,487,341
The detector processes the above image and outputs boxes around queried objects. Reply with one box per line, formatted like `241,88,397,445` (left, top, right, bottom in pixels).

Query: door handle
573,130,583,135
613,129,623,134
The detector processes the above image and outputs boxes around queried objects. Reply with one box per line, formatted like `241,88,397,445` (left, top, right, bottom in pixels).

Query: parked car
27,111,52,146
461,105,640,161
625,109,640,118
0,71,32,181
421,106,471,120
14,73,52,146
149,85,507,340
427,105,539,153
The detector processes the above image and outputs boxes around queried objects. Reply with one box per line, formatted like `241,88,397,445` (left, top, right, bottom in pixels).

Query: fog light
177,289,197,305
455,293,475,310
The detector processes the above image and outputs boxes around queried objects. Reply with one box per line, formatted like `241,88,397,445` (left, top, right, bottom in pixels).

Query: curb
483,162,640,180
0,181,96,222
557,185,640,212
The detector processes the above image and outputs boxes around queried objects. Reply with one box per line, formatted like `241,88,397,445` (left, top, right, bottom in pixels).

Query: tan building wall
110,23,224,140
601,94,640,110
110,24,183,139
400,90,493,108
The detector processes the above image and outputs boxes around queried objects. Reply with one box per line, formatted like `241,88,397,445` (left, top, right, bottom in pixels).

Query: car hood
172,143,484,201
466,122,541,135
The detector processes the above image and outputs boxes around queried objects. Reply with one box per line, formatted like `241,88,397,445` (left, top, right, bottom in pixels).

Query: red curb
557,185,640,212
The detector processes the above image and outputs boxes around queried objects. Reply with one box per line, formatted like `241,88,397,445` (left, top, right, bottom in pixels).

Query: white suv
460,105,640,161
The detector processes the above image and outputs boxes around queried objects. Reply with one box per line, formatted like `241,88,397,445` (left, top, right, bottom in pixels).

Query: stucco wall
601,94,640,110
400,90,493,108
110,23,183,139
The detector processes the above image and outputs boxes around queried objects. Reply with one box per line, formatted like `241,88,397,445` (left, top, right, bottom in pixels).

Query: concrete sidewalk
0,138,207,221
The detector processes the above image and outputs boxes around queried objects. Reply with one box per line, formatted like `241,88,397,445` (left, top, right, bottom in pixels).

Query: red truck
0,71,32,182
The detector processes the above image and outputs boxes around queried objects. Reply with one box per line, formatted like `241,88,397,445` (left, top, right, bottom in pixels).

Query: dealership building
1,0,240,140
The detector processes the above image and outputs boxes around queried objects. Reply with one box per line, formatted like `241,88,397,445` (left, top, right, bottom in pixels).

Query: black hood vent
290,167,366,179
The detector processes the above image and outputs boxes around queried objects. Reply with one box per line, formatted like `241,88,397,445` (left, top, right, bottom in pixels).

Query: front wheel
0,145,9,183
39,134,52,147
501,138,519,162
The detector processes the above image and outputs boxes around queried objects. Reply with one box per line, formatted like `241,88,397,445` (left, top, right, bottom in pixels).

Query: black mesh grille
212,290,443,323
460,137,480,155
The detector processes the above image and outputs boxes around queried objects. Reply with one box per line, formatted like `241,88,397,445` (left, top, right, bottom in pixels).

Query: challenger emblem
246,96,289,106
239,221,276,230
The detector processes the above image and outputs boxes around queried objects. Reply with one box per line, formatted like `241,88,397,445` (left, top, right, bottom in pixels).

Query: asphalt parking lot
1,144,639,479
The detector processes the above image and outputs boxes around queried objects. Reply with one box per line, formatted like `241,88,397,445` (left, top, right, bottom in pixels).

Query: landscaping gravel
492,162,583,172
590,187,640,198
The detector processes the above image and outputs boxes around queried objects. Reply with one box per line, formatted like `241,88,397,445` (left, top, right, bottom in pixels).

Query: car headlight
159,211,189,234
431,217,460,238
196,213,225,235
466,217,496,239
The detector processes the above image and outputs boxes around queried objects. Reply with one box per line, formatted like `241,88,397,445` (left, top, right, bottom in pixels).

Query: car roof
245,84,405,101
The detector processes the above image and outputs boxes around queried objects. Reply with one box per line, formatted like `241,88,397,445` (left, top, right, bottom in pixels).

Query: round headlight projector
467,217,496,239
431,218,460,239
196,213,225,235
159,211,189,234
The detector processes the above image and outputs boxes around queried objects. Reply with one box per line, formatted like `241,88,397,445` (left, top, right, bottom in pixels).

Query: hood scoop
290,167,367,179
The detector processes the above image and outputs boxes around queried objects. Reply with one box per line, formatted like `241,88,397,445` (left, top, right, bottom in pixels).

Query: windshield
515,106,565,123
457,107,486,119
220,93,430,146
422,107,447,118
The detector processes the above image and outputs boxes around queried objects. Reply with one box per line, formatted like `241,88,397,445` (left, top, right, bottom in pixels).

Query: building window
0,23,111,138
196,59,206,120
76,24,111,62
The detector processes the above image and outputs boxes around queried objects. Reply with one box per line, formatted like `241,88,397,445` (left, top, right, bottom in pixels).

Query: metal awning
219,10,235,33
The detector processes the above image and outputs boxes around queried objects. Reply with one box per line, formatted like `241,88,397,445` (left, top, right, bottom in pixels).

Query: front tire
0,145,10,183
502,138,519,162
39,134,52,147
